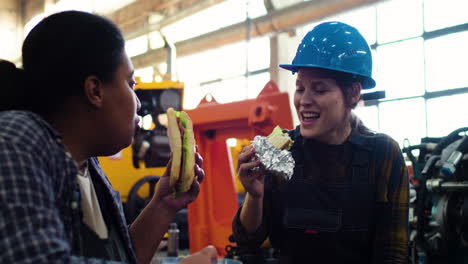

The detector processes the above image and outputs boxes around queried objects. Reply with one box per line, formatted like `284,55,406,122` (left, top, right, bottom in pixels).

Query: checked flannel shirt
233,121,409,264
0,111,138,263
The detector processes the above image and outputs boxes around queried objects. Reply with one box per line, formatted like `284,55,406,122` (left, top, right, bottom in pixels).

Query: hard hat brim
278,63,376,89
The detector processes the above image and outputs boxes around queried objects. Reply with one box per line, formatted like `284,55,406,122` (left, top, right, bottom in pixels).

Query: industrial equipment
184,80,294,256
404,127,468,264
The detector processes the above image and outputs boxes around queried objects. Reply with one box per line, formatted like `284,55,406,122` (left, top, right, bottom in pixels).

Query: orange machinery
185,80,293,256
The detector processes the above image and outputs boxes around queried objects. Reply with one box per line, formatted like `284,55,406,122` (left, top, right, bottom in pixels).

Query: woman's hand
179,245,217,264
153,147,205,213
237,145,266,199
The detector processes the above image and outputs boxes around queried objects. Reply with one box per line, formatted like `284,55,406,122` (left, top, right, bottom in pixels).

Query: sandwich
267,126,293,150
251,125,295,180
166,107,196,197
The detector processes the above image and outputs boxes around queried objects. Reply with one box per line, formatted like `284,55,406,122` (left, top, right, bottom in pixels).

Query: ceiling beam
23,0,44,23
108,0,224,38
131,0,381,69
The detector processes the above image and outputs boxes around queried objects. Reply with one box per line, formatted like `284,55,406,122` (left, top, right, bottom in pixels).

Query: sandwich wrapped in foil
251,135,295,180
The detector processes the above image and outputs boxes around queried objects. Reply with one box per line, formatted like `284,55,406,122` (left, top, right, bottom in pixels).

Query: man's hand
179,245,217,264
154,148,205,213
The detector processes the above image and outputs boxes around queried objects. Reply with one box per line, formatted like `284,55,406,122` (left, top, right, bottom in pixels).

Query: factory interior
1,0,468,263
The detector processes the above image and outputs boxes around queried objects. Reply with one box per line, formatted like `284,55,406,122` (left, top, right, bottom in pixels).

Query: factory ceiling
124,0,380,69
14,0,381,68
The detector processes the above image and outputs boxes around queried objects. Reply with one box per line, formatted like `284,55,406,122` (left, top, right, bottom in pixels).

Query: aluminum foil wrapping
251,135,295,180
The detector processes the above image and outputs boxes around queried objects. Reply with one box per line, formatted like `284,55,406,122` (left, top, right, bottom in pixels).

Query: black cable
433,127,468,155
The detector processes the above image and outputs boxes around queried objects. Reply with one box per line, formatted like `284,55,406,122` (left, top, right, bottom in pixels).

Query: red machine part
185,80,293,256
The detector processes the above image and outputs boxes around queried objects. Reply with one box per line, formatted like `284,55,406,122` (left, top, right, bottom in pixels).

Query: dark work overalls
266,129,377,264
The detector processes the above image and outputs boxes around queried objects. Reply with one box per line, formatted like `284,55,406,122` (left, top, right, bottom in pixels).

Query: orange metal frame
185,80,293,256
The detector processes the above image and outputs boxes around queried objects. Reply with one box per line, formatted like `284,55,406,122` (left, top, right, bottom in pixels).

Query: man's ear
83,75,104,108
350,82,362,105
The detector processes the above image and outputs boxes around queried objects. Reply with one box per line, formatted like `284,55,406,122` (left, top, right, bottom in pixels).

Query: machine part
460,228,468,248
279,21,375,89
362,90,386,101
125,175,160,223
167,222,180,257
415,155,440,247
136,88,183,117
436,182,468,192
461,196,468,222
403,142,437,169
432,128,468,156
133,129,171,168
138,93,158,117
137,140,150,160
185,80,293,255
441,136,468,177
425,232,444,254
161,32,177,81
426,178,443,193
417,248,427,264
125,175,190,249
403,141,438,181
160,89,181,112
421,155,441,176
144,129,171,167
456,197,468,248
435,194,456,243
425,179,468,193
441,151,464,177
408,127,468,263
421,188,468,256
410,186,417,203
225,239,279,264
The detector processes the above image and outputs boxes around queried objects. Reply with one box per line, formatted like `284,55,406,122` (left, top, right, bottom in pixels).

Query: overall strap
349,133,376,184
288,129,304,177
346,134,378,231
350,147,370,184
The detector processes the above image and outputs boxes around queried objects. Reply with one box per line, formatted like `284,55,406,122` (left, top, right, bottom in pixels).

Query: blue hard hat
280,21,376,89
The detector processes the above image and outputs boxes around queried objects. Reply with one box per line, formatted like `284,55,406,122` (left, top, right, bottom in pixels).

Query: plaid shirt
232,122,409,263
0,111,137,263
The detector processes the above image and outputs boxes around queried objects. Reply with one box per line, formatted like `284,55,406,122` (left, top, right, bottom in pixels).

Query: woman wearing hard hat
233,22,409,263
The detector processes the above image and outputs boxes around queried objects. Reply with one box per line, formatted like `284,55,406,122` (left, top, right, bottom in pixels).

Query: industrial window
424,0,468,31
425,31,468,92
353,105,378,132
125,35,148,58
160,0,266,44
176,35,270,109
427,94,468,137
379,98,426,148
376,37,425,99
247,72,270,98
134,67,154,83
312,0,468,147
376,0,423,44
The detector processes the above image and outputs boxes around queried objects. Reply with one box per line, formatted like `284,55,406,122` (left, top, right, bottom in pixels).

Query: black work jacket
265,128,376,264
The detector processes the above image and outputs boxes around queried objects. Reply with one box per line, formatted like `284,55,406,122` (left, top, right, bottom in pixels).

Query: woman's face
100,52,141,154
294,68,355,144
